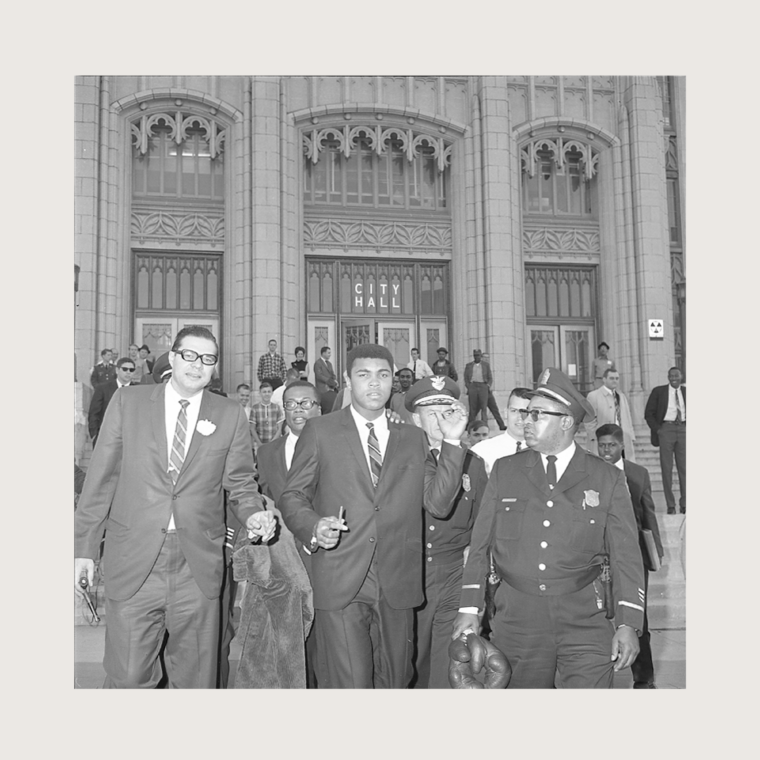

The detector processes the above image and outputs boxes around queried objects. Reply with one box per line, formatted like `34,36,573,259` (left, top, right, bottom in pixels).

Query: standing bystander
257,339,287,391
90,349,116,388
585,369,637,462
88,357,137,446
249,381,284,450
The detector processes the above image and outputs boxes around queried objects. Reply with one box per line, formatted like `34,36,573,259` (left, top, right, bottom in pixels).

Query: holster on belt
600,556,614,620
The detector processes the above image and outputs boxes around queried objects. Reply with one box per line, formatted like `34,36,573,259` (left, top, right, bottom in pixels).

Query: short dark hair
411,347,419,353
100,348,110,358
259,381,273,391
668,366,681,374
294,346,305,355
236,383,251,392
116,357,134,369
283,380,318,402
602,368,618,378
508,387,533,403
596,423,624,442
171,325,219,354
598,341,609,350
320,346,331,356
397,368,413,378
468,419,489,434
346,343,394,375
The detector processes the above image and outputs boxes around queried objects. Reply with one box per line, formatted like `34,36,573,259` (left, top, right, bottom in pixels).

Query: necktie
546,455,557,489
431,448,440,464
516,441,522,453
675,389,683,422
413,361,417,380
614,391,621,425
169,399,190,485
366,422,383,487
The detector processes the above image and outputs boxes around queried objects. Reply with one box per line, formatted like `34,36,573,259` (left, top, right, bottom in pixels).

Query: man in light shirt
470,387,532,475
452,367,645,689
585,369,637,463
644,367,686,514
406,347,433,382
74,326,276,688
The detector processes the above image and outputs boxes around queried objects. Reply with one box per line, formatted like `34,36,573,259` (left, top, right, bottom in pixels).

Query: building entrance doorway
527,324,595,393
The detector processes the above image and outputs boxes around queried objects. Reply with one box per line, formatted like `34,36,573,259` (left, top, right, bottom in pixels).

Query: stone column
250,77,284,383
621,77,674,414
476,77,524,398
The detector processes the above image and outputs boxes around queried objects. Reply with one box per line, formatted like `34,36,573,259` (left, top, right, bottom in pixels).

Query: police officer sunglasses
518,409,569,422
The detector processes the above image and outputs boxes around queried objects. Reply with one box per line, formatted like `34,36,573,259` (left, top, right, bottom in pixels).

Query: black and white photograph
72,75,686,691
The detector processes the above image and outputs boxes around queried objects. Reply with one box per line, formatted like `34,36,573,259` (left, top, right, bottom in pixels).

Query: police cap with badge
404,374,460,411
528,367,594,422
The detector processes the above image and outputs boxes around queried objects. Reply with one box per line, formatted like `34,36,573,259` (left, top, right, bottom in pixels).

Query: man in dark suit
453,368,645,688
431,347,458,381
464,348,493,424
644,366,686,513
406,376,488,689
88,356,137,446
314,345,339,414
75,326,276,688
597,423,664,688
278,343,468,688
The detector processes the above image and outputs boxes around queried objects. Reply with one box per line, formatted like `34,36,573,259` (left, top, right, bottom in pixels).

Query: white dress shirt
406,358,433,380
539,442,576,485
164,382,203,529
471,432,525,475
663,385,686,422
284,431,298,471
350,405,390,475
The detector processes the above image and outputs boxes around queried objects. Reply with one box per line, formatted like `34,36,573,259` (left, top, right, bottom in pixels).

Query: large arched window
520,137,598,218
303,126,450,211
132,113,226,202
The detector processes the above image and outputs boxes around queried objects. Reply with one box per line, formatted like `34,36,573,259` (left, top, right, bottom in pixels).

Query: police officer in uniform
452,368,645,688
406,376,488,689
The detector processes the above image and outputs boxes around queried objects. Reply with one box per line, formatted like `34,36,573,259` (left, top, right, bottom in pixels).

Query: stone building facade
74,75,685,462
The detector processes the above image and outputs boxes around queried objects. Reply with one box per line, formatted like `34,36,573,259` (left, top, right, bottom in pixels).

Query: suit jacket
88,380,130,441
278,406,466,611
314,357,338,395
585,386,637,462
75,384,265,601
644,384,686,446
90,361,116,388
623,460,664,566
464,360,493,388
432,359,458,381
460,446,645,631
257,434,290,503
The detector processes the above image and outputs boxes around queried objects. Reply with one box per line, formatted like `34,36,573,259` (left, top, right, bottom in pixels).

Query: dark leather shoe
667,508,676,515
633,682,657,689
680,507,686,513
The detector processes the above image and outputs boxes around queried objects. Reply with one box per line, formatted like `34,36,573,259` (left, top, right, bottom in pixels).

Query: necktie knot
431,448,440,462
516,441,522,452
179,399,189,410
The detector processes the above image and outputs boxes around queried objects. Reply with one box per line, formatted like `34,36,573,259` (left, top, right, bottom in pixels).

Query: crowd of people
76,331,684,689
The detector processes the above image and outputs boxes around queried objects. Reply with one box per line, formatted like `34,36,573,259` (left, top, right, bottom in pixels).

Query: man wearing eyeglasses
453,367,645,689
75,326,276,689
87,356,137,446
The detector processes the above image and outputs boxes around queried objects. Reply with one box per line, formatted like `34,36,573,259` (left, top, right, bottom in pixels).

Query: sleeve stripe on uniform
618,601,644,612
461,584,481,589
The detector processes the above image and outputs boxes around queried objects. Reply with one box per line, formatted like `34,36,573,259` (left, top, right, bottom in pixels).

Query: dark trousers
314,556,413,689
631,570,654,686
468,382,489,423
487,390,506,430
319,389,337,415
262,377,283,391
103,533,220,689
658,422,686,510
217,563,237,688
413,559,463,689
490,581,615,689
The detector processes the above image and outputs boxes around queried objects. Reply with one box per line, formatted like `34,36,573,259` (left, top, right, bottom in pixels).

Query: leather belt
500,566,600,596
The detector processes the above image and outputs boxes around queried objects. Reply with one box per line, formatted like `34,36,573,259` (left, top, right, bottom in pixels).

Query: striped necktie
614,391,621,425
366,422,383,487
169,399,190,485
516,441,522,453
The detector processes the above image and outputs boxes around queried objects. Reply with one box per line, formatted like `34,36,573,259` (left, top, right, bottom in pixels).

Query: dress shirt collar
601,384,614,397
613,458,625,471
540,442,576,483
284,430,298,470
165,379,204,410
349,403,388,435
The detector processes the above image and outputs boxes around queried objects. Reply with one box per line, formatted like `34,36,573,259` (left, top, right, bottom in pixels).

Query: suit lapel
341,408,374,489
524,450,551,496
180,390,211,477
554,446,588,496
150,383,170,475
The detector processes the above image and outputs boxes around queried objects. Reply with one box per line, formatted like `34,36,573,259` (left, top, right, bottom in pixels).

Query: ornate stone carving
130,111,227,159
523,226,600,253
303,125,452,172
520,136,599,180
304,218,451,250
131,209,224,245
